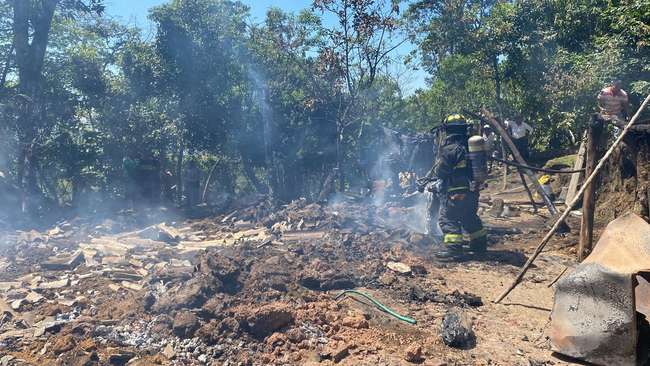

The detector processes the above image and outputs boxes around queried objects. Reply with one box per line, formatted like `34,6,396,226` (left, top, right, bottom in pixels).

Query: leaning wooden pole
479,109,560,216
517,169,538,213
494,93,650,304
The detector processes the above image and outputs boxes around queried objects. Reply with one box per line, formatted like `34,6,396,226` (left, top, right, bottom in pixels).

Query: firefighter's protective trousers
439,191,486,249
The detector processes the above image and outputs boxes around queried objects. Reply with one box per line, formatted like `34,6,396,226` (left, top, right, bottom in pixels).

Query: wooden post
501,143,509,190
578,118,604,260
566,139,586,204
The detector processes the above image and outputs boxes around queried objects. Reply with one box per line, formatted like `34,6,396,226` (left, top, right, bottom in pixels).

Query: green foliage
1,0,649,216
406,0,650,151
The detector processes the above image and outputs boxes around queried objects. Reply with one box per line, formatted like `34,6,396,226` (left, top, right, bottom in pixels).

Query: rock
25,291,44,304
69,351,99,366
266,332,287,347
502,205,520,218
409,285,438,303
157,224,181,244
121,281,143,291
321,344,351,363
408,233,429,246
142,292,155,311
387,261,412,275
196,249,240,278
217,317,242,335
39,278,70,290
244,304,294,339
446,290,483,308
162,343,176,359
404,343,424,363
152,274,220,313
379,273,397,286
300,270,355,291
51,334,76,355
341,314,369,329
10,299,25,311
41,250,84,271
286,328,306,343
108,352,135,365
149,315,173,338
441,308,475,349
173,311,200,338
488,198,504,218
1,356,15,366
78,338,97,352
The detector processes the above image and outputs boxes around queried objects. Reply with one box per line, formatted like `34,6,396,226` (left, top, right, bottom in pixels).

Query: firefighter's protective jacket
434,134,471,193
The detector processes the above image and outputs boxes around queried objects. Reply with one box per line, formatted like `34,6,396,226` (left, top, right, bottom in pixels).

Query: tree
10,0,103,214
312,0,404,190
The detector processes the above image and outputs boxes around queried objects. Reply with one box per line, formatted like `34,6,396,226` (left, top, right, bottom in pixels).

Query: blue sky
104,0,313,27
104,0,426,92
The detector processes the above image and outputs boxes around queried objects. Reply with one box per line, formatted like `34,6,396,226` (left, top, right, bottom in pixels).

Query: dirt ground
0,171,593,366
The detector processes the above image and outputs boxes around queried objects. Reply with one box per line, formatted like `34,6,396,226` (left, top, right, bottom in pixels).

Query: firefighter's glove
416,177,429,193
449,193,466,201
426,179,443,194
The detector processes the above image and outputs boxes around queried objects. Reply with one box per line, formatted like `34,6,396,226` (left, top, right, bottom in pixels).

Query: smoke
361,126,441,236
369,127,402,207
247,68,272,163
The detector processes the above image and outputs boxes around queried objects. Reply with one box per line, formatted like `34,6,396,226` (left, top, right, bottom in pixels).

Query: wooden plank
566,140,586,204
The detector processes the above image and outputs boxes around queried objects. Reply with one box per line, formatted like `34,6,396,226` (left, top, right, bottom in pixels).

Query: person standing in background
482,124,498,172
505,116,534,161
597,79,629,128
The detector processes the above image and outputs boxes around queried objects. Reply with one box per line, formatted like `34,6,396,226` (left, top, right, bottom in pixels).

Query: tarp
550,213,650,366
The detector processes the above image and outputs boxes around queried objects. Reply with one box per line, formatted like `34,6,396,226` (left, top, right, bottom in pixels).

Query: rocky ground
0,174,589,366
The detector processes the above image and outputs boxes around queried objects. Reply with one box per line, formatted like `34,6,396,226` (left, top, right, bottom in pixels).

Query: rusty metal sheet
636,274,650,319
583,213,650,273
550,213,650,366
550,263,637,366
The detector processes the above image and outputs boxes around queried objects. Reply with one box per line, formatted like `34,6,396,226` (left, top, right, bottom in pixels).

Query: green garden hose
335,290,417,325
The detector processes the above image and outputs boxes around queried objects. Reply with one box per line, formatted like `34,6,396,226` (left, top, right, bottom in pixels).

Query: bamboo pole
517,169,538,213
494,93,650,304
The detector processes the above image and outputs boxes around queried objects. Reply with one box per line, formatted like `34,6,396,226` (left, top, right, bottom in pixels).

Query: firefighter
434,114,487,258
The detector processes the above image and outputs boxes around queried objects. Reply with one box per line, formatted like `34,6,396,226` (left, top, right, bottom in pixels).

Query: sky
104,0,427,92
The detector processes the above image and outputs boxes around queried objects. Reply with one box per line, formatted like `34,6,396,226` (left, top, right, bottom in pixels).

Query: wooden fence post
578,117,604,260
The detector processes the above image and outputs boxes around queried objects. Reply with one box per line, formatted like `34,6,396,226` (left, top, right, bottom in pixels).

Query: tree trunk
242,159,267,194
12,0,60,215
175,138,184,204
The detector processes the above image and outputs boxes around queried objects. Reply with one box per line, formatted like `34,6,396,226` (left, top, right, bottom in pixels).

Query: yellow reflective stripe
448,186,469,193
444,233,463,244
454,160,467,169
469,229,487,240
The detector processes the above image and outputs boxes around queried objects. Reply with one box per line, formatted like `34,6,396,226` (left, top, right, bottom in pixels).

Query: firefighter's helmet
443,114,468,135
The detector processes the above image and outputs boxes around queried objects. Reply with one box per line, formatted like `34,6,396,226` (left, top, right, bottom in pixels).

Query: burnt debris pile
0,195,489,365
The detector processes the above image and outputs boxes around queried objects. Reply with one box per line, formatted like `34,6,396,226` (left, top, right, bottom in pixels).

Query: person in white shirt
482,125,498,172
505,116,534,161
